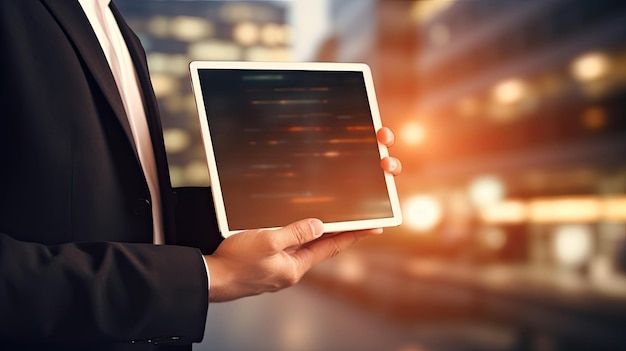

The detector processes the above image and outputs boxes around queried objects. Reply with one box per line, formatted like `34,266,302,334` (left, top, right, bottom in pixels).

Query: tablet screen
191,62,401,236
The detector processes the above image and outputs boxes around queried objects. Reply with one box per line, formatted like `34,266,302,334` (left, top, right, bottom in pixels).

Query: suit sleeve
0,234,208,345
173,187,224,255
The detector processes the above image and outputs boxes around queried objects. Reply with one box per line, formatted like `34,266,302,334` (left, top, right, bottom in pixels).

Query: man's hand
204,219,382,302
204,127,402,302
377,126,402,176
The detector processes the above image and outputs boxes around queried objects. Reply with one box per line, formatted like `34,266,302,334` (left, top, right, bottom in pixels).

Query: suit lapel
110,2,163,146
39,0,138,156
39,0,178,243
111,2,178,244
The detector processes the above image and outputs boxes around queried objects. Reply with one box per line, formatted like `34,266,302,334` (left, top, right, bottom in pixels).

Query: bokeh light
492,78,528,105
149,74,178,98
468,175,506,208
403,195,443,232
480,200,527,224
261,23,288,46
571,52,611,82
163,128,191,154
233,21,260,46
552,225,594,269
184,160,210,186
170,16,213,42
400,122,426,146
529,197,601,223
334,252,366,284
188,40,241,61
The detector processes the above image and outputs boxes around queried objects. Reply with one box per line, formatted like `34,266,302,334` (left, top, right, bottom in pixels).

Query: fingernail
309,219,323,237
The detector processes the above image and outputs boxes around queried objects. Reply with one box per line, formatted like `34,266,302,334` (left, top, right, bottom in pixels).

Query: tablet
189,61,402,237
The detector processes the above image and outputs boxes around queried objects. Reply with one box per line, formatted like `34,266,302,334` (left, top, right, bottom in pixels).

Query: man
0,0,402,350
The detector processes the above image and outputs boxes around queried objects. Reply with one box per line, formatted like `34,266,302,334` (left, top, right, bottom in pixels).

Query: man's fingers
381,156,402,176
377,127,395,147
377,127,402,176
292,230,379,271
260,218,324,252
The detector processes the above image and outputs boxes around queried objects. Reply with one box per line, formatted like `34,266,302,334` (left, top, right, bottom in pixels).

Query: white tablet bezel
189,61,402,237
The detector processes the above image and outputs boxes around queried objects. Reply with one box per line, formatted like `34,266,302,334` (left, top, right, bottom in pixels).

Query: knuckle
258,230,282,252
265,236,282,252
283,270,301,287
290,223,309,244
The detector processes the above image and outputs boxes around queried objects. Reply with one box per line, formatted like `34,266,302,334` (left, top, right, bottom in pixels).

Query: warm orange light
411,1,455,23
605,197,626,221
346,126,372,131
170,16,213,41
492,78,527,105
150,74,178,98
328,138,376,144
334,253,366,284
403,195,442,232
287,126,326,132
553,225,594,268
261,23,287,46
528,197,601,223
581,107,607,130
468,175,505,208
479,201,527,224
291,197,334,204
401,122,426,146
456,97,480,118
571,52,610,82
475,196,626,224
233,21,259,46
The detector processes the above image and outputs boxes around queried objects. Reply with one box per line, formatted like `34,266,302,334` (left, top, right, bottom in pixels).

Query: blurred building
410,0,626,269
416,0,626,168
117,0,290,187
319,0,418,123
305,0,626,350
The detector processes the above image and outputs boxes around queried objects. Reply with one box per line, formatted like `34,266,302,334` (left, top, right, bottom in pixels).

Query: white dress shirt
77,0,211,288
78,0,164,245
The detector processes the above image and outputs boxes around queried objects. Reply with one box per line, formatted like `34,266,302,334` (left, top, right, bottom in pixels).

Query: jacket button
132,198,151,216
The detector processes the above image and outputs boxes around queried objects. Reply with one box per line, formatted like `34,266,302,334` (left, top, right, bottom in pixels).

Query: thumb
262,218,324,252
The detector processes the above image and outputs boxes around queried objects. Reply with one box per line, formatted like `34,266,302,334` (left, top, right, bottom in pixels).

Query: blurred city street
197,246,626,351
115,1,626,350
199,282,466,351
198,265,514,351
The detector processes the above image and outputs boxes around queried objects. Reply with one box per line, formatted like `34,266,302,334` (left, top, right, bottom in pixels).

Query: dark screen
198,68,393,230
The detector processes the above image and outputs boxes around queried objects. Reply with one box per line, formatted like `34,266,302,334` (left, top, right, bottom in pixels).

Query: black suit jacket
0,0,222,349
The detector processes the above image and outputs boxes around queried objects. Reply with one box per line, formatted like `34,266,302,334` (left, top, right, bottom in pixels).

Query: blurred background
116,0,626,350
